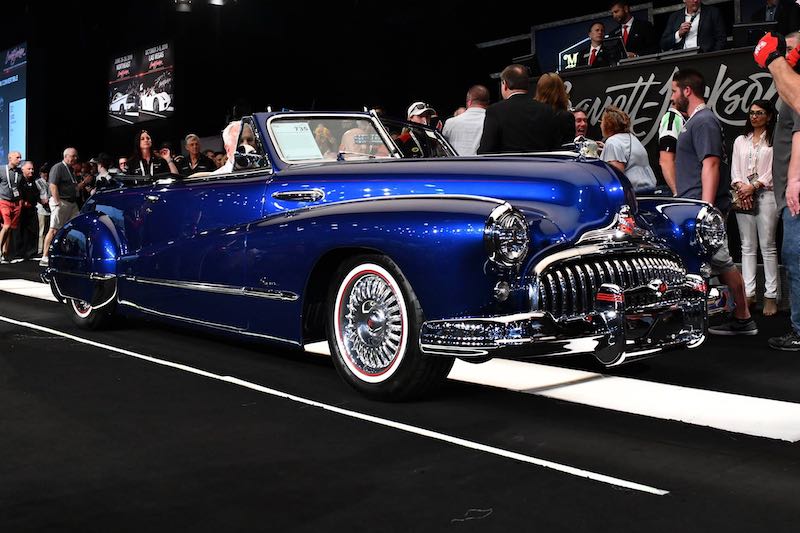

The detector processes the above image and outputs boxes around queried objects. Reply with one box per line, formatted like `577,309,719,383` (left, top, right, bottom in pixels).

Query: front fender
46,211,120,306
249,196,557,321
636,196,711,275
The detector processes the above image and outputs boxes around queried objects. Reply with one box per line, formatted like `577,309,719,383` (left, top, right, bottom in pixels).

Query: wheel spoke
339,271,405,375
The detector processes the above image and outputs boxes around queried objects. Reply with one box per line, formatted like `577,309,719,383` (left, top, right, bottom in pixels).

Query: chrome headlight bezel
696,205,726,253
484,203,530,268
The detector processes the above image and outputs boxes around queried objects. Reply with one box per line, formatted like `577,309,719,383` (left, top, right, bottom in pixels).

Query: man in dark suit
576,22,613,68
477,65,560,154
751,0,800,36
610,0,657,57
660,0,726,53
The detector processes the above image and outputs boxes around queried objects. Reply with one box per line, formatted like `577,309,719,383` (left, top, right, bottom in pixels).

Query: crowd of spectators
568,0,800,70
0,128,235,265
4,0,800,352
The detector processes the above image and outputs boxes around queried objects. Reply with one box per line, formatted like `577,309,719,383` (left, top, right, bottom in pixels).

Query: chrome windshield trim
122,276,299,302
117,299,301,346
266,113,397,165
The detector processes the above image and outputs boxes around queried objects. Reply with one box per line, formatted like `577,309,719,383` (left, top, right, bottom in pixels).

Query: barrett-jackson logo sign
4,44,26,70
562,49,776,150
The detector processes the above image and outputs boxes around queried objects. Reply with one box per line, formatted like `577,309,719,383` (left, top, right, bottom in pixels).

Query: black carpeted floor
1,262,800,532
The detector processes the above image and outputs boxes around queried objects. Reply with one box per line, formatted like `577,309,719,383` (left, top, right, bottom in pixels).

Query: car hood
274,156,627,245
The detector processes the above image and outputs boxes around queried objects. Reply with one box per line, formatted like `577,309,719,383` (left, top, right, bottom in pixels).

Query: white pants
735,190,779,299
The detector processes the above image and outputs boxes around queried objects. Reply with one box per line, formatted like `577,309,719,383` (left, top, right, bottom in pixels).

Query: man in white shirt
212,121,242,175
660,0,726,52
442,85,489,156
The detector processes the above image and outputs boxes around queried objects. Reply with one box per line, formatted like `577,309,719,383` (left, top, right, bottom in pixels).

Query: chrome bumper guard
420,275,707,367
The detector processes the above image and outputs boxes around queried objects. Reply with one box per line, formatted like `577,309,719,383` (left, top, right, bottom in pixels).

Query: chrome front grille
538,253,686,317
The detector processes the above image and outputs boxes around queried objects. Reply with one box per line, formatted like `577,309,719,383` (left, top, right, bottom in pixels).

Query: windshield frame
265,113,400,165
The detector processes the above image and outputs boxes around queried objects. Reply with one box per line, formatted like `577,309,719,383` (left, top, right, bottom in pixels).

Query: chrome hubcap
72,299,92,318
340,273,403,375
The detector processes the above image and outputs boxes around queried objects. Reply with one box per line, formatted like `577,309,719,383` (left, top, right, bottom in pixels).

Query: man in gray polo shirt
767,32,800,350
0,150,22,263
671,68,757,335
39,147,79,266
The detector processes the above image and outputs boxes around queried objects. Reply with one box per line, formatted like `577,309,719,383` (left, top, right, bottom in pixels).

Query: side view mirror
234,151,267,170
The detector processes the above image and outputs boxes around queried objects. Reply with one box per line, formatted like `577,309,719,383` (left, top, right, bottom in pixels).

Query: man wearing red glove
755,31,800,120
756,31,800,349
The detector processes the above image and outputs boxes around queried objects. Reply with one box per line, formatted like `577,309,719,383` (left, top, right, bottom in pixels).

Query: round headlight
696,205,726,253
485,204,530,267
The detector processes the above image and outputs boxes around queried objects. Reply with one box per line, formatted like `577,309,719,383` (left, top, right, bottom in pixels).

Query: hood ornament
617,205,636,235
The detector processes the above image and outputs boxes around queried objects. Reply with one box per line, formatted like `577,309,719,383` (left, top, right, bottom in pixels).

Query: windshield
268,116,393,163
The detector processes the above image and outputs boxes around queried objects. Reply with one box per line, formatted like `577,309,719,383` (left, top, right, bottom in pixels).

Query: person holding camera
731,100,779,316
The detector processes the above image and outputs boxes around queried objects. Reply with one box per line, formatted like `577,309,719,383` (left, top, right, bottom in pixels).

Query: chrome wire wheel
333,263,408,383
71,299,94,319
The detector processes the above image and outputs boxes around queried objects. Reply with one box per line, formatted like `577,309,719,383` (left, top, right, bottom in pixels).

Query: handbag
731,173,759,215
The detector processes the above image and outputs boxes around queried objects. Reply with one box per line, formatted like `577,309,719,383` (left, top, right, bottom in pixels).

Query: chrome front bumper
419,276,707,367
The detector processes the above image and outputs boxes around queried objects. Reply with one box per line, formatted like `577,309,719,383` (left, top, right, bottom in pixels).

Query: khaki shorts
710,236,737,275
50,200,79,230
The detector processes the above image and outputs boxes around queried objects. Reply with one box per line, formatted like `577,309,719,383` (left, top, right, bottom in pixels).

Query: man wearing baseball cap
394,101,436,157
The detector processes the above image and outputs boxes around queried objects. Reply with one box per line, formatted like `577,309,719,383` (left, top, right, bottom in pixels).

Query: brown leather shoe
764,297,778,317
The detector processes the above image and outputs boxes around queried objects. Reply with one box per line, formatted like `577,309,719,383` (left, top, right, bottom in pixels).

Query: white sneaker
10,258,23,264
38,256,49,266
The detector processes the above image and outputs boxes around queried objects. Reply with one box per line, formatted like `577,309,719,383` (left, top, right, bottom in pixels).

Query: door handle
271,189,324,202
145,195,160,203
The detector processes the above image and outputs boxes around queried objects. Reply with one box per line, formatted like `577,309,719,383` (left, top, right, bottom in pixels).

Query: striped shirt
658,107,685,153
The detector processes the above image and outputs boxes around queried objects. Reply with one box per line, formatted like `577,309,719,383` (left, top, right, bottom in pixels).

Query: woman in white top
731,100,779,316
599,106,657,192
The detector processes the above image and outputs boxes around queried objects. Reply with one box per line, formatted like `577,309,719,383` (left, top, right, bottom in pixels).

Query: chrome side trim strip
48,270,116,281
117,299,301,346
122,276,299,302
272,189,325,202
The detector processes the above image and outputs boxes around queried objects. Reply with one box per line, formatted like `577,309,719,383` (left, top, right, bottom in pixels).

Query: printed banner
108,42,174,127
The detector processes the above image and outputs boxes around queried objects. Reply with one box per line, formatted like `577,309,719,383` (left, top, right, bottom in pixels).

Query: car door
119,120,272,330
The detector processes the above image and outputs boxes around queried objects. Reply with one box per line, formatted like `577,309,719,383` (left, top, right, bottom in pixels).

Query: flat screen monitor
733,21,777,47
0,42,27,160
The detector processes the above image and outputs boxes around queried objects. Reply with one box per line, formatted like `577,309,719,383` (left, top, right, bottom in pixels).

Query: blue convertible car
43,111,726,399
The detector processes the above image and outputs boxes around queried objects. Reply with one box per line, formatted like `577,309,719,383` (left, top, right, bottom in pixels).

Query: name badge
12,189,20,198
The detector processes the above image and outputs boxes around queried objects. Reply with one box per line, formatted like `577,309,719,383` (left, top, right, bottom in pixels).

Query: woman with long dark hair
128,129,178,177
731,99,779,316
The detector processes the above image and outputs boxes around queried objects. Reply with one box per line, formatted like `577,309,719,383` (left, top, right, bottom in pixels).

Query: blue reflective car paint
47,111,709,353
636,197,708,274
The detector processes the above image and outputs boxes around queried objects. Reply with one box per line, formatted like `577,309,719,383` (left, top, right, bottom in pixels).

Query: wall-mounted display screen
108,42,174,127
0,42,27,159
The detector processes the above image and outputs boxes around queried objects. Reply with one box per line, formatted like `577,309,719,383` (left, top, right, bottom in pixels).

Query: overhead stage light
175,0,192,12
209,0,226,5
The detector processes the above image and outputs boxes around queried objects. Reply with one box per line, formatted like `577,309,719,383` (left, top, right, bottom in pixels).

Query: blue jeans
782,207,800,332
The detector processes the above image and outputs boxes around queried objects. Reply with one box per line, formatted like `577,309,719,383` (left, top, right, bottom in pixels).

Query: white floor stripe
0,314,668,496
306,341,800,442
0,279,57,302
5,280,798,442
448,359,800,442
